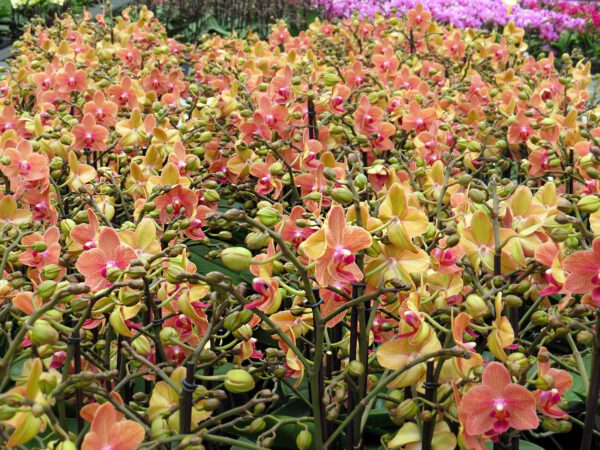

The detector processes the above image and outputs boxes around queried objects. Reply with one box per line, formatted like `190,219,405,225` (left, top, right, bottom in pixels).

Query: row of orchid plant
0,4,599,450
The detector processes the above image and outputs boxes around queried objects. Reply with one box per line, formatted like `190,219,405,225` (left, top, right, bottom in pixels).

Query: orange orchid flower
81,402,144,450
300,205,372,287
75,227,137,291
72,113,109,152
459,362,538,437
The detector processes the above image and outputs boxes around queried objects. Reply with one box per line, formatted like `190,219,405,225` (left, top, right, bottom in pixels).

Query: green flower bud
577,195,600,213
384,389,404,410
132,335,152,356
30,320,59,346
296,430,313,450
468,189,487,204
391,399,418,422
60,219,76,235
249,417,266,433
159,327,179,343
347,360,364,377
465,294,488,318
257,207,281,226
577,330,594,345
151,418,170,439
305,191,322,202
37,280,57,300
0,405,16,421
42,264,62,281
203,189,220,203
233,324,253,341
224,369,255,393
198,131,213,143
504,295,523,308
245,232,270,250
332,187,354,204
221,247,253,272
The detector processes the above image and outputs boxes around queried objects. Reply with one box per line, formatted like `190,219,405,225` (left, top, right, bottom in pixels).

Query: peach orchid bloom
75,227,137,291
562,237,600,303
3,139,49,192
81,402,144,450
459,362,538,437
83,91,118,127
300,205,372,287
354,95,384,136
72,113,109,151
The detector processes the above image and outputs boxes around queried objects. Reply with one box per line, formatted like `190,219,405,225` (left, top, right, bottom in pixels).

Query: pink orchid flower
459,362,539,437
75,227,137,291
563,237,600,303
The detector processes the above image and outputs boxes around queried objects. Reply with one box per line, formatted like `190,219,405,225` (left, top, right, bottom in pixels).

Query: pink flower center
333,246,354,267
18,160,31,176
84,132,94,146
490,398,511,433
539,388,561,408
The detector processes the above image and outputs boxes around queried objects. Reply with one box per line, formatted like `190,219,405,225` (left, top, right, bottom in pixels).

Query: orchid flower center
84,132,94,145
18,160,31,176
333,246,354,267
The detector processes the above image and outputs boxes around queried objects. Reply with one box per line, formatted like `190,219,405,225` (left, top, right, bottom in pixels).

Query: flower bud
577,330,594,345
257,207,281,226
535,374,555,391
507,352,528,376
304,191,322,201
245,232,270,250
347,360,364,377
199,131,213,143
249,418,266,433
60,219,76,235
30,320,59,346
0,404,16,420
578,195,600,213
37,280,57,300
332,187,354,204
468,189,487,204
221,247,253,272
42,264,62,280
56,441,77,450
224,369,255,393
159,327,179,343
323,73,340,87
465,294,488,318
392,399,418,421
296,430,313,450
203,189,220,203
132,335,152,356
543,418,561,433
233,324,253,341
384,389,404,410
31,241,47,252
504,295,523,308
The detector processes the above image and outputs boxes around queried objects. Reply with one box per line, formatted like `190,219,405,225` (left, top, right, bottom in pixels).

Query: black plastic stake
421,361,438,450
179,361,196,435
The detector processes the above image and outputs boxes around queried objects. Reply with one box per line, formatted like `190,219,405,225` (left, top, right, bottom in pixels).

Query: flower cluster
313,0,587,41
0,4,598,450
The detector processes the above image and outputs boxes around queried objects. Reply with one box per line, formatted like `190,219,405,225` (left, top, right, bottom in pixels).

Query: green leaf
565,354,591,403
